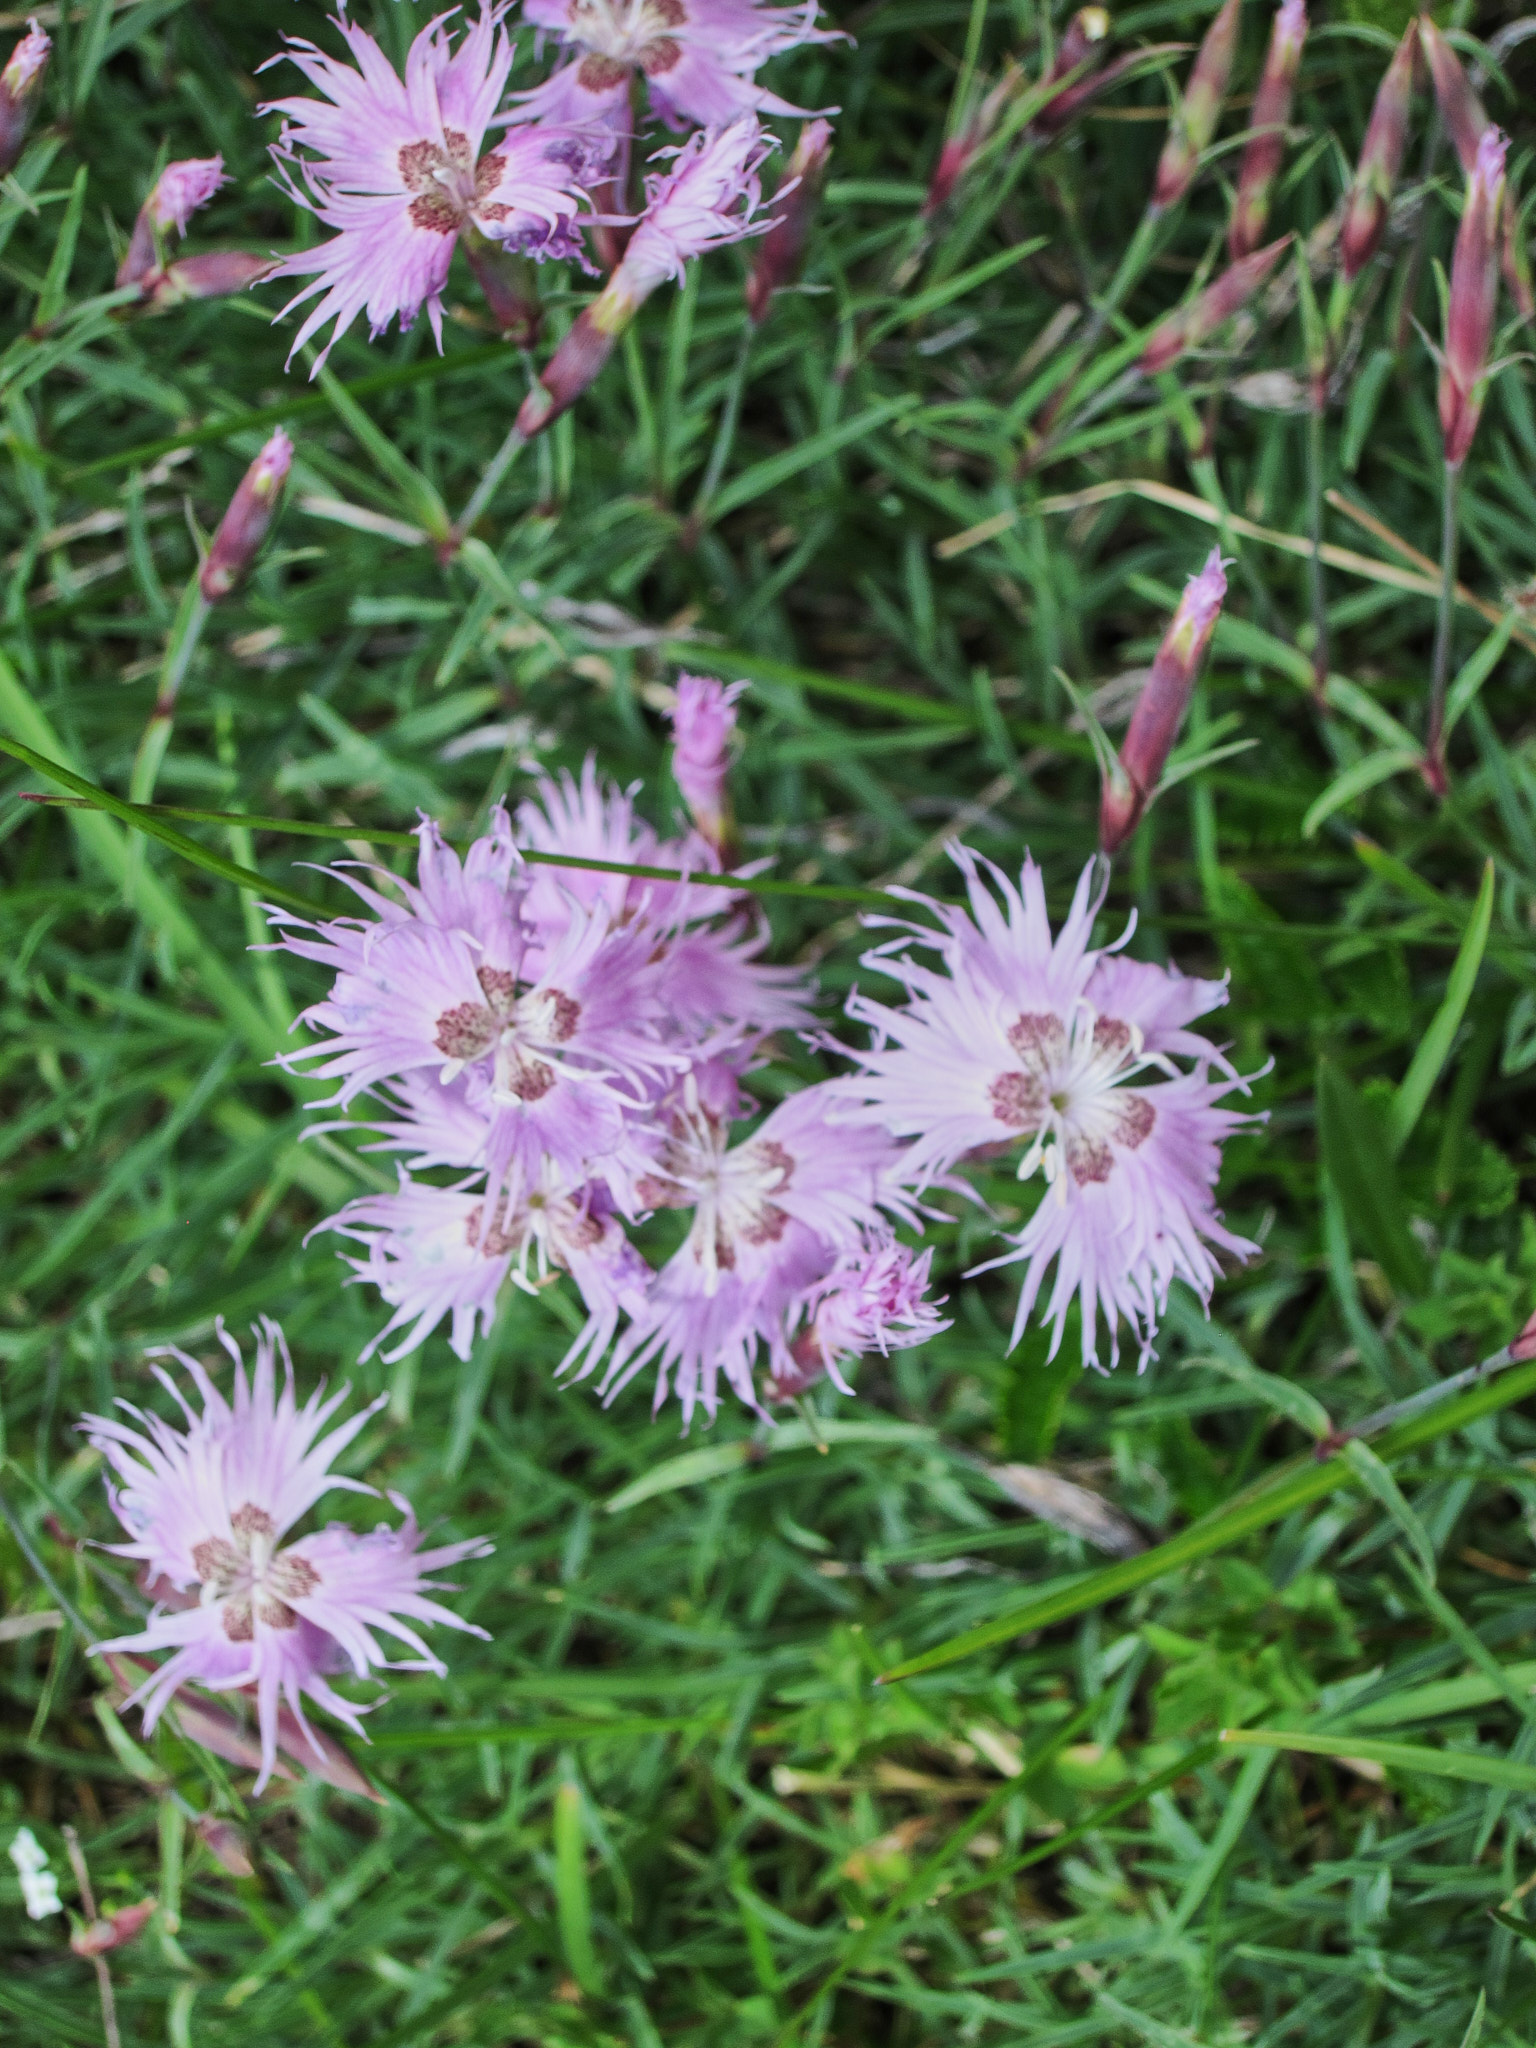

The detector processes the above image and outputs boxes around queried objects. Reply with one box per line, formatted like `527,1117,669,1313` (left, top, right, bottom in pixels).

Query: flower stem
129,577,209,810
449,419,528,552
1425,457,1461,794
1305,395,1329,704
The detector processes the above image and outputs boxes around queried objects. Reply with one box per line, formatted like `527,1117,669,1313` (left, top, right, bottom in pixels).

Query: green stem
450,420,528,548
1426,458,1461,794
129,578,209,809
1306,397,1330,702
687,323,754,538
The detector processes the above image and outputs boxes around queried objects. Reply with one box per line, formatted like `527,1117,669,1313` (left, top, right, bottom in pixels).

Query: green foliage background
5,0,1536,2040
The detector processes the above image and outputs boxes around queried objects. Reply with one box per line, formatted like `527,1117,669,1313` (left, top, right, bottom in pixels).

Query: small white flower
9,1827,62,1920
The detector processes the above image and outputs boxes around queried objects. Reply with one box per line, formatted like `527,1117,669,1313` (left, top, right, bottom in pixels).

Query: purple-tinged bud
193,1815,253,1878
461,225,543,346
71,1900,156,1958
1140,234,1292,375
1100,548,1227,855
147,249,274,307
515,306,619,439
1440,126,1507,469
0,17,49,177
746,118,832,324
1339,22,1418,282
1152,0,1242,212
118,155,226,288
1418,14,1485,176
923,66,1022,217
1032,42,1189,142
1030,8,1110,136
1228,0,1308,260
199,428,293,602
669,672,746,853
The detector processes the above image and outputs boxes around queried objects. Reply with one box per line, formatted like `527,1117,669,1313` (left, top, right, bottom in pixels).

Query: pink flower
261,5,599,370
516,116,775,435
670,672,746,853
267,807,680,1189
510,0,835,138
325,1166,651,1368
580,1074,917,1423
83,1320,489,1794
841,848,1260,1371
152,156,227,233
765,1234,949,1400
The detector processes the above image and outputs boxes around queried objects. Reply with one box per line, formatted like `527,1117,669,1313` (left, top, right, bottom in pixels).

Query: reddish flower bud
0,17,49,177
461,226,543,346
1228,0,1308,260
1439,126,1507,470
1030,7,1111,136
1418,14,1485,176
71,1899,156,1957
1140,234,1292,375
746,118,832,324
515,305,619,439
1031,42,1188,142
1100,548,1227,855
1152,0,1242,212
193,1815,253,1878
117,156,226,289
199,428,293,602
922,66,1022,216
1339,22,1418,282
147,250,273,307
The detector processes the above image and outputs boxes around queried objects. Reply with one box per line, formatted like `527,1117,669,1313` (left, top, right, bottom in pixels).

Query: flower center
986,1008,1157,1189
638,1087,792,1287
190,1502,318,1641
433,965,581,1103
399,130,509,234
569,0,687,82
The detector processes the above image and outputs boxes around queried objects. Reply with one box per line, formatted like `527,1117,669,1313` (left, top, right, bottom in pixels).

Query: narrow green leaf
1219,1726,1536,1791
370,1712,718,1752
606,1418,934,1512
708,396,917,521
34,165,87,329
1443,612,1516,742
666,640,976,728
1300,747,1419,840
1341,1440,1436,1580
1316,1056,1429,1295
1185,1350,1332,1441
318,365,450,537
865,237,1048,344
1388,858,1495,1156
554,1779,604,1996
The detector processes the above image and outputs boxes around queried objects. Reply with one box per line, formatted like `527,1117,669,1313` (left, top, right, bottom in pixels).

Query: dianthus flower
84,1320,489,1793
841,848,1260,1371
764,1233,948,1400
261,4,599,369
669,672,746,854
267,805,677,1189
510,0,835,140
326,1163,652,1367
579,1070,921,1423
118,156,228,289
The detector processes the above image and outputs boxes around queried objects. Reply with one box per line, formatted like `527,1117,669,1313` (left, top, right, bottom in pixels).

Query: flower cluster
256,0,833,374
84,1320,490,1793
266,713,943,1425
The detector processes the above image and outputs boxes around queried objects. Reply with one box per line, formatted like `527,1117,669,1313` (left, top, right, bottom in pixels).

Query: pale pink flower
0,18,49,177
580,1075,917,1422
326,1166,650,1367
670,672,746,852
261,5,599,369
83,1320,489,1794
764,1234,948,1400
841,847,1260,1371
152,156,227,233
511,0,836,138
266,807,678,1187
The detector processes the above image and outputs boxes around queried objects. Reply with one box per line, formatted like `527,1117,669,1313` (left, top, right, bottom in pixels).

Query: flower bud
1100,548,1227,855
199,428,293,602
1152,0,1241,212
1228,0,1308,260
117,155,226,289
1439,125,1507,470
147,249,274,307
1140,234,1292,375
923,66,1023,216
0,17,49,177
1030,9,1110,137
746,118,832,324
461,225,543,346
1418,14,1485,177
669,673,746,853
193,1814,253,1877
1339,22,1418,282
71,1899,156,1958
